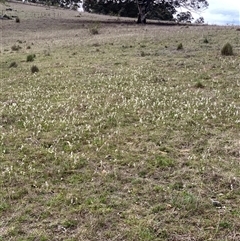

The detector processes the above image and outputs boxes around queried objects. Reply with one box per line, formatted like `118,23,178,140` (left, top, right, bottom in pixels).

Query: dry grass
1,1,240,240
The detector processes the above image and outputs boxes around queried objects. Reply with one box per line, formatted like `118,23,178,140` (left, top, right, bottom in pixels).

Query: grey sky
193,0,240,25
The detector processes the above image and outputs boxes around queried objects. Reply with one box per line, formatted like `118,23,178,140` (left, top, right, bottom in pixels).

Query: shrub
9,61,18,68
27,54,36,62
177,43,183,50
221,43,233,56
15,16,20,23
31,65,39,73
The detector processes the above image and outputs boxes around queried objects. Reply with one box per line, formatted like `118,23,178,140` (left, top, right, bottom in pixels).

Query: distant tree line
23,0,208,23
82,0,208,23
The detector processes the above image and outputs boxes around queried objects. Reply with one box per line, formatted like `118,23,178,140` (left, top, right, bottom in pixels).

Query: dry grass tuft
221,42,233,56
177,42,183,50
31,65,39,73
15,16,20,23
9,61,18,68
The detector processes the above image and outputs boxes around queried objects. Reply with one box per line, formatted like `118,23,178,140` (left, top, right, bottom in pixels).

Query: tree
176,11,193,23
195,16,204,24
147,1,177,21
136,0,209,23
136,0,178,23
83,0,139,18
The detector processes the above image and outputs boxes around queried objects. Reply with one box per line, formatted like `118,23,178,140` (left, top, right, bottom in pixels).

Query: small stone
210,198,222,208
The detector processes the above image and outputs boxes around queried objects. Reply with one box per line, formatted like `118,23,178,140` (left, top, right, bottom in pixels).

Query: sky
191,0,240,25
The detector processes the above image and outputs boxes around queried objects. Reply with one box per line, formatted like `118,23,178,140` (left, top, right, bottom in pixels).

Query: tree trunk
137,13,146,24
137,0,147,24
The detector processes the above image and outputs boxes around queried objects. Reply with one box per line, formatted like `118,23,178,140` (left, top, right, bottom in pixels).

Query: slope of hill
1,2,240,240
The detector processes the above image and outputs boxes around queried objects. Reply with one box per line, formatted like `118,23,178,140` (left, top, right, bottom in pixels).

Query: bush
15,16,20,23
27,54,36,62
31,65,39,73
221,43,233,56
9,61,18,68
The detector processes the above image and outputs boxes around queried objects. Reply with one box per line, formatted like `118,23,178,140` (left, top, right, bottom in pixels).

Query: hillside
1,1,240,240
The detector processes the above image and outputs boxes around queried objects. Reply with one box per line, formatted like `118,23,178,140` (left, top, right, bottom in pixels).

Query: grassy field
1,1,240,240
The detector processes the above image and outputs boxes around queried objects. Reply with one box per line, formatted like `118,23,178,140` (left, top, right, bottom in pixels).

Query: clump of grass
9,61,18,68
151,156,175,168
26,54,36,62
92,43,100,47
62,219,78,229
140,51,146,57
177,43,183,50
221,43,233,56
43,49,51,56
203,37,209,43
89,23,100,35
90,27,99,35
219,221,231,229
194,81,205,89
31,65,39,73
11,44,21,51
15,16,20,23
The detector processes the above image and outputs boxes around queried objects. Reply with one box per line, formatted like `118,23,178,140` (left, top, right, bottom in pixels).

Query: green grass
1,6,240,240
26,54,36,62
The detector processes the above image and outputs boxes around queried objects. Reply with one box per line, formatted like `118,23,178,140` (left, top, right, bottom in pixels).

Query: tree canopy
28,0,208,24
83,0,209,23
